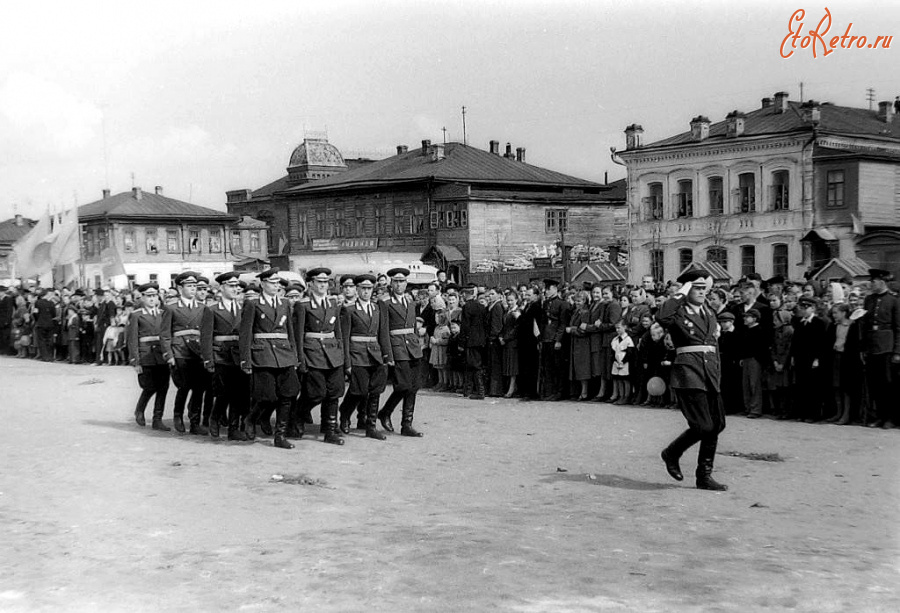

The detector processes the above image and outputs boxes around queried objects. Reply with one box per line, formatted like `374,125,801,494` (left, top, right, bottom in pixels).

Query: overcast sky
1,0,898,220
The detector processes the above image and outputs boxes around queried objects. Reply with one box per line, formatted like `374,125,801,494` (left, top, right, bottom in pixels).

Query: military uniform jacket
460,300,488,348
385,293,423,361
200,300,242,367
160,299,205,361
656,296,720,392
541,296,570,344
487,301,504,341
862,291,900,355
341,300,392,367
126,308,167,366
294,296,344,370
238,295,297,369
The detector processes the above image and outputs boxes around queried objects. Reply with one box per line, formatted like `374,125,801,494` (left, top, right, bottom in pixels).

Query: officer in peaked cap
127,281,170,430
377,266,424,436
284,285,304,302
340,274,357,305
339,273,393,439
294,266,346,445
538,276,570,401
862,268,900,428
658,266,729,491
193,275,216,429
160,269,208,435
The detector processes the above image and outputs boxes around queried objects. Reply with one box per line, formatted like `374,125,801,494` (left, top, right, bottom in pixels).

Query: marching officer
160,272,208,435
239,268,300,449
862,268,900,428
340,275,357,305
657,270,728,491
200,272,250,441
195,276,217,431
339,274,393,440
377,267,424,437
126,283,170,430
294,268,346,445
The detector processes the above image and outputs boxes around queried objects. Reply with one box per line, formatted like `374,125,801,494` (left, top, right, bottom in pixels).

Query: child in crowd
430,310,451,391
65,305,82,364
609,320,634,405
640,322,667,407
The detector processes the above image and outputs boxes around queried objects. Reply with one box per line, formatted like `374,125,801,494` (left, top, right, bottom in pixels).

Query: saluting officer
126,283,170,430
862,268,900,428
339,274,392,440
657,270,728,491
160,272,208,435
239,268,300,449
200,272,250,441
294,268,346,445
377,268,424,437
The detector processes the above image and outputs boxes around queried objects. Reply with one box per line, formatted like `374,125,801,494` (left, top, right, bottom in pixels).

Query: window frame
145,228,159,255
166,229,180,254
708,177,724,216
772,243,789,277
740,245,756,277
738,173,756,213
826,169,845,208
123,229,136,253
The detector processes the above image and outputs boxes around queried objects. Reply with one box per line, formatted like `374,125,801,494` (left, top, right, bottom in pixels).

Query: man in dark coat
516,284,544,400
200,272,249,440
485,288,506,397
239,268,299,449
789,296,829,422
33,289,58,362
94,288,116,364
377,268,425,437
539,279,570,401
460,284,489,400
126,283,170,430
658,271,728,491
339,274,393,440
861,269,900,428
0,285,16,355
294,268,346,445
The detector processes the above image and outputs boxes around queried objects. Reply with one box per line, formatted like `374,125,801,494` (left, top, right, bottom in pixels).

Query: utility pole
441,126,447,144
799,81,804,103
866,87,876,110
461,106,467,146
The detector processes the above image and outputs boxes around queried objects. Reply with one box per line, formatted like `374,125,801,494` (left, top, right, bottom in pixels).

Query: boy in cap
200,272,250,440
127,283,170,430
739,308,767,418
339,273,393,439
294,268,346,445
788,296,828,422
377,268,425,436
861,269,900,428
160,272,208,435
240,268,300,449
657,270,729,491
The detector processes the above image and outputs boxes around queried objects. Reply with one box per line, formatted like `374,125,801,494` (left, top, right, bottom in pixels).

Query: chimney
624,124,644,150
877,100,895,123
132,187,142,201
396,145,408,155
102,188,111,199
604,171,608,185
431,143,446,162
690,115,711,141
504,143,513,159
774,91,789,114
761,97,773,109
801,100,821,125
154,186,163,195
516,147,526,162
421,139,431,155
725,111,746,137
14,214,23,226
489,140,500,155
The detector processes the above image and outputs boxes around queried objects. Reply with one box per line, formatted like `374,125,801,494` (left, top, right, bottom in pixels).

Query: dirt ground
0,356,898,612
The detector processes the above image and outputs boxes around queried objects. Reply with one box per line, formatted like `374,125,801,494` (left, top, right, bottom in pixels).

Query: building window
412,205,425,234
81,227,92,256
770,170,789,210
678,248,693,272
650,249,664,282
256,210,275,251
375,208,385,235
230,230,242,253
145,229,158,255
334,210,345,238
706,247,728,271
98,227,109,251
740,245,756,277
355,207,365,235
645,182,663,220
315,209,326,236
772,243,789,277
827,170,845,207
249,231,260,252
209,229,222,253
167,229,180,254
126,274,136,289
393,206,406,235
708,177,724,216
189,230,201,253
123,229,136,253
545,209,568,233
738,173,755,213
149,273,157,284
674,180,693,218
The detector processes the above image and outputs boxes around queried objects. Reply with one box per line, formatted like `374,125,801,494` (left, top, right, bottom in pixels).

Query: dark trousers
742,358,763,416
539,342,562,397
382,358,421,423
0,325,11,355
341,364,387,425
665,388,727,473
866,354,897,424
36,327,54,362
487,340,504,396
172,358,205,426
68,340,81,364
136,364,171,420
212,364,250,427
793,363,823,421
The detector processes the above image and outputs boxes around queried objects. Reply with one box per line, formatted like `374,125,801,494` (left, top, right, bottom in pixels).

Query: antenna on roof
866,87,876,110
442,126,447,144
461,106,467,146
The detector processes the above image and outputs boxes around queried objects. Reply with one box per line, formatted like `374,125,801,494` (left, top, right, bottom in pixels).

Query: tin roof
79,190,237,222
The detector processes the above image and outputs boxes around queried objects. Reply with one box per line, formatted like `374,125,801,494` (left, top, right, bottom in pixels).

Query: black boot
244,406,257,440
365,394,386,440
379,391,402,433
173,412,186,433
661,429,700,482
355,395,367,430
338,395,356,433
469,372,485,400
321,400,344,445
151,399,170,431
273,400,294,449
209,400,222,439
400,393,423,437
227,406,248,441
258,407,274,436
286,400,303,439
695,438,728,491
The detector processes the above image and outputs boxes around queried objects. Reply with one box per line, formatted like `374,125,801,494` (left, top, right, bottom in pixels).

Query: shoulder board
299,297,311,303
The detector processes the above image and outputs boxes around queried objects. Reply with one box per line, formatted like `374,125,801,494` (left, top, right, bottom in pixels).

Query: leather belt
350,335,377,342
390,328,415,336
676,345,716,355
173,329,200,337
213,335,238,342
138,335,160,343
254,333,288,339
305,332,335,340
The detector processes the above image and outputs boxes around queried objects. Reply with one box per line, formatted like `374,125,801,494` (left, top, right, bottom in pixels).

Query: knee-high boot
378,390,402,432
173,387,188,432
151,389,170,431
321,399,344,445
661,428,701,481
695,436,728,491
273,399,294,449
134,390,153,426
365,394,386,440
287,397,303,439
244,402,258,440
227,400,248,441
400,392,423,437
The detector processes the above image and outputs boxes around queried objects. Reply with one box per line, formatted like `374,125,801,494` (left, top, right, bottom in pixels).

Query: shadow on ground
542,472,679,491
